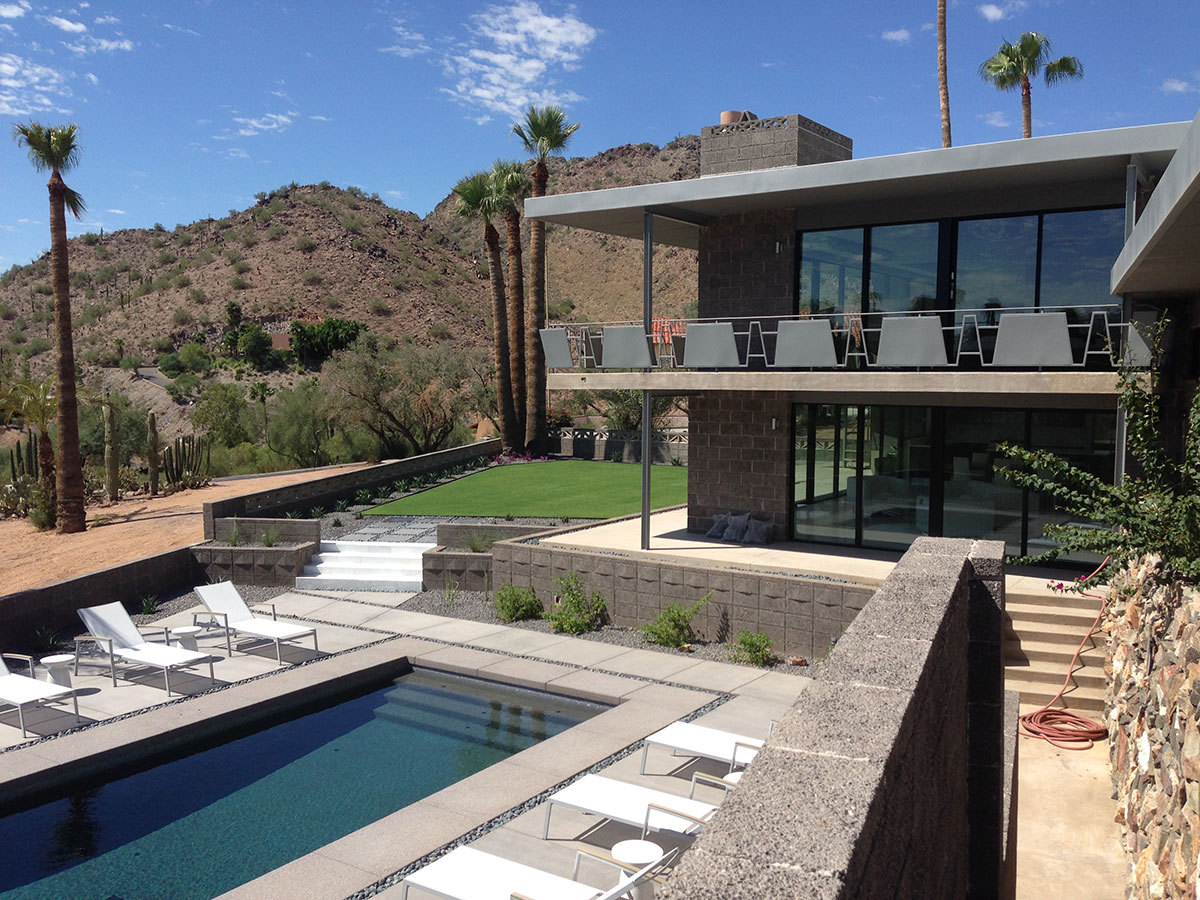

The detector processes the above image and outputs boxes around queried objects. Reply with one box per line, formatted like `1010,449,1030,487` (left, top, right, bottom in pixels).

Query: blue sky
3,0,1199,268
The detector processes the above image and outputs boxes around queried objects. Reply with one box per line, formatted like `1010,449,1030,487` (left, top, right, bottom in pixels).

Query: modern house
528,109,1200,561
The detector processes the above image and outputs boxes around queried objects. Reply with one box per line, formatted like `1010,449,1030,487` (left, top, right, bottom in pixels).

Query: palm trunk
525,161,549,454
36,430,56,519
937,0,951,148
485,223,519,451
1021,75,1032,138
504,207,527,449
48,170,86,533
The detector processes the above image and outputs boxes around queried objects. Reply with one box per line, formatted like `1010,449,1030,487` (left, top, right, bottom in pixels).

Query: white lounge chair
543,774,717,841
194,581,318,666
638,720,765,776
400,844,676,900
0,653,79,737
76,602,214,695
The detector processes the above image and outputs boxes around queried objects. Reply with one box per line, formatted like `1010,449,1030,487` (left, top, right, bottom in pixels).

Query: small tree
996,327,1200,584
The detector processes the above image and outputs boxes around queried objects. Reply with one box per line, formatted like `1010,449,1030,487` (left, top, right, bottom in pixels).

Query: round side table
610,838,664,900
168,626,203,652
40,653,76,687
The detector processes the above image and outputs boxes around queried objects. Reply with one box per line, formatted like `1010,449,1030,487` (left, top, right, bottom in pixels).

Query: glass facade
793,403,1116,559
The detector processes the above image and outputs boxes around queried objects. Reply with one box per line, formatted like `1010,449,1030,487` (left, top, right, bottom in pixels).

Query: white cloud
232,111,295,136
0,52,71,116
85,71,97,84
1161,78,1196,94
164,23,200,37
309,114,330,121
438,0,596,119
94,14,118,24
385,189,407,200
225,147,249,159
977,1,1026,22
882,28,910,44
106,208,125,214
45,15,87,32
379,21,431,57
65,35,133,54
0,1,29,18
981,110,1010,127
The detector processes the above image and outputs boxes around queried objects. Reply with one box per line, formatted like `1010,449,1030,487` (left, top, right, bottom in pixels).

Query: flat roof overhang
527,123,1187,250
548,370,1122,409
1112,110,1200,296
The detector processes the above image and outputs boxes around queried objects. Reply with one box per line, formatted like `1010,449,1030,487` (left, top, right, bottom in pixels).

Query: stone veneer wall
1106,555,1200,899
491,517,875,660
699,113,852,176
659,537,1013,900
687,390,793,539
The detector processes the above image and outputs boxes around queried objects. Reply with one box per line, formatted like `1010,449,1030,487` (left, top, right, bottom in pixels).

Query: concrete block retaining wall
491,521,875,660
191,541,317,587
211,517,321,545
659,537,1012,900
202,439,500,539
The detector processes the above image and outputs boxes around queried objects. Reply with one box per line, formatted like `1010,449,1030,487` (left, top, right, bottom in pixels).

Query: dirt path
0,465,366,595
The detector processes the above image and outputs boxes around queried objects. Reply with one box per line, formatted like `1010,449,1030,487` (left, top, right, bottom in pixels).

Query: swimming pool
0,668,604,900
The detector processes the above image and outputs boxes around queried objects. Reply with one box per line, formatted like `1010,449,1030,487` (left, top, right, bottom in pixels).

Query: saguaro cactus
147,412,160,497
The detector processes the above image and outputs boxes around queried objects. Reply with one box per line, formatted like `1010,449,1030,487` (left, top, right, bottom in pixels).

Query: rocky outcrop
1105,555,1200,900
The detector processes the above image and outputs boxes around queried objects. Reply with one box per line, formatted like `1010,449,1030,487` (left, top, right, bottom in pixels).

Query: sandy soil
0,465,366,594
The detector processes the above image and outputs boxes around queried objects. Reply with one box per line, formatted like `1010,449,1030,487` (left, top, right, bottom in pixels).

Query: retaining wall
1107,556,1200,899
191,541,317,587
659,537,1014,900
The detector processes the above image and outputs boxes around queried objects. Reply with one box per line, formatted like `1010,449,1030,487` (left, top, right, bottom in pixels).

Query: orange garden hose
1017,559,1111,750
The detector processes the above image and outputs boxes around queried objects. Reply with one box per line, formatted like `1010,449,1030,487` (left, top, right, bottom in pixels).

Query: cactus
162,434,211,491
103,394,119,503
147,412,160,497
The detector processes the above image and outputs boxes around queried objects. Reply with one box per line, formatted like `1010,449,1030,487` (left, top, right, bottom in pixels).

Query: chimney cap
719,110,758,125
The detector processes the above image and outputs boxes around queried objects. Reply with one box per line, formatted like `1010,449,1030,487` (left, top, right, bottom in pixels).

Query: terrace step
1005,600,1103,628
1004,638,1106,665
1002,674,1107,713
295,541,434,592
1003,591,1109,710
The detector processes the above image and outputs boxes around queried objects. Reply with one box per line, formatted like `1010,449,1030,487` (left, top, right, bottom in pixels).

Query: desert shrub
158,352,183,376
153,222,166,232
157,251,177,266
730,630,775,667
350,238,369,252
176,231,193,247
167,372,202,402
173,273,192,289
152,336,174,353
232,260,251,275
266,224,287,241
369,298,390,316
340,213,364,234
178,342,210,373
172,308,194,327
642,593,709,648
544,572,606,634
22,336,50,358
230,275,249,290
118,353,143,371
429,322,450,340
193,249,214,265
323,295,342,310
34,283,52,295
295,235,316,253
301,270,323,285
289,317,364,368
81,232,101,245
78,303,111,326
492,584,542,622
0,303,14,320
390,274,406,291
188,287,207,304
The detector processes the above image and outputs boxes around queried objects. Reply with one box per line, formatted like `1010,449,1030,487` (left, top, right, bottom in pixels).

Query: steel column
642,211,653,550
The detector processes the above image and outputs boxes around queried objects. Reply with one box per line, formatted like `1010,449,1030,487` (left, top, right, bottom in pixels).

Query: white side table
40,653,76,687
610,839,664,900
168,626,203,652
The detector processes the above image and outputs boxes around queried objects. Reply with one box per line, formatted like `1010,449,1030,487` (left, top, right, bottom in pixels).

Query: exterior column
642,211,653,550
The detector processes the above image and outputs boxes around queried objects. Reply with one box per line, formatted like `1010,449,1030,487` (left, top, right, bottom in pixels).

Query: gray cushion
743,517,772,545
723,513,752,543
704,513,730,539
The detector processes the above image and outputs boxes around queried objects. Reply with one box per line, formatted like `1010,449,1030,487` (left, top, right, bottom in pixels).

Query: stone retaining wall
659,537,1013,900
191,541,317,587
1106,556,1200,899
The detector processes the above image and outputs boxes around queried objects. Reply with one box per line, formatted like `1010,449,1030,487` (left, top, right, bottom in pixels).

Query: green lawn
365,460,687,518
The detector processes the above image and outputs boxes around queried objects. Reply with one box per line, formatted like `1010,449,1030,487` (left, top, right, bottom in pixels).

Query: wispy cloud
309,114,330,121
106,208,125,215
64,35,133,54
0,52,71,116
977,1,1027,22
225,147,249,159
981,110,1010,127
94,14,118,24
882,28,910,44
1161,78,1197,94
0,1,30,18
379,21,431,58
45,15,87,33
439,0,596,120
231,111,296,136
85,71,98,84
164,23,200,37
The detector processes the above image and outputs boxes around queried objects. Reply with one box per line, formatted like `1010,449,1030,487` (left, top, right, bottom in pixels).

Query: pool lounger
400,844,676,900
639,720,765,776
0,652,79,737
543,773,717,840
76,602,214,695
195,581,318,666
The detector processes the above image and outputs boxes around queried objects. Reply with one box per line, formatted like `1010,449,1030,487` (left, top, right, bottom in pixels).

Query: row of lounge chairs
0,581,318,737
401,719,769,900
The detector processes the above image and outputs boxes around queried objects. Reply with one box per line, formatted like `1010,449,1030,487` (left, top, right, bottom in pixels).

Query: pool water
0,668,604,900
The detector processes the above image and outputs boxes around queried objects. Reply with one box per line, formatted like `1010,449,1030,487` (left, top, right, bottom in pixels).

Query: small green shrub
260,528,279,547
301,270,323,285
493,584,542,623
295,235,316,253
332,517,343,527
230,275,249,290
642,592,709,648
545,572,606,634
463,531,493,553
308,506,325,519
232,260,251,274
730,630,775,667
334,498,350,512
368,298,391,316
266,224,287,241
355,489,372,505
284,510,302,519
227,522,242,546
172,308,194,326
140,594,159,615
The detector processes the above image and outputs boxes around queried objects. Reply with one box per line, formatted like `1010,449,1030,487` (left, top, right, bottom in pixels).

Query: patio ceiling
526,122,1186,250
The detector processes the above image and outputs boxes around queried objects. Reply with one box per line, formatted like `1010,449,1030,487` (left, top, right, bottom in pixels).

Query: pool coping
0,632,728,900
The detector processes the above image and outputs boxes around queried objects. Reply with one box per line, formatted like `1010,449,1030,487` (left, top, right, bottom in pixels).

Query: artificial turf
364,459,688,519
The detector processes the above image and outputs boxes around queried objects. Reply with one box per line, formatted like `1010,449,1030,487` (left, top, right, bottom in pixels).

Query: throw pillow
704,513,730,539
743,517,772,545
723,512,751,543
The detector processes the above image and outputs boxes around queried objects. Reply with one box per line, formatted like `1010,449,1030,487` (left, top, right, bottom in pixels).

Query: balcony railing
541,305,1149,372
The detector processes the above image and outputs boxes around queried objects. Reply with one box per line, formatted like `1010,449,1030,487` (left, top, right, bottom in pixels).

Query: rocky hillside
0,136,701,380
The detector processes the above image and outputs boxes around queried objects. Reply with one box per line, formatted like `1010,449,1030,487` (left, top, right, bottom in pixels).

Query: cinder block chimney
700,111,852,176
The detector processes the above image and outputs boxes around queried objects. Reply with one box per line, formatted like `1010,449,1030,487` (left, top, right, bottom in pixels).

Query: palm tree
491,159,532,447
452,172,519,451
938,0,951,148
512,105,580,453
979,32,1083,139
12,122,88,532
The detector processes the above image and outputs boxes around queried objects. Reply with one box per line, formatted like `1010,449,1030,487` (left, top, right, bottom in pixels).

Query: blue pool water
0,668,603,900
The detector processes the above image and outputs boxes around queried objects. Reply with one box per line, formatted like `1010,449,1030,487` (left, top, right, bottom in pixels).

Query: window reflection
867,222,940,314
954,216,1038,317
799,228,864,316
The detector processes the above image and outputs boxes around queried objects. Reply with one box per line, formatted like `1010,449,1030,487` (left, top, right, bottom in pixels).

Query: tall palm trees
979,32,1083,139
513,106,579,454
12,123,88,532
937,0,951,148
452,172,520,451
491,160,532,439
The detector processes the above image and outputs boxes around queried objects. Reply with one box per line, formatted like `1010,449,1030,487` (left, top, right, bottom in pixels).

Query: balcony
542,304,1147,404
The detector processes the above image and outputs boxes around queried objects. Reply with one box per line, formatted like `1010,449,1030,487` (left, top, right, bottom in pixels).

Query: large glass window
942,408,1026,556
799,228,864,316
954,216,1038,318
794,404,860,545
860,406,935,550
867,222,940,314
1039,208,1126,311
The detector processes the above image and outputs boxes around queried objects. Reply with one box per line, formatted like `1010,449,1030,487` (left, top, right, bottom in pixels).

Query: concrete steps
294,540,434,591
1003,586,1108,712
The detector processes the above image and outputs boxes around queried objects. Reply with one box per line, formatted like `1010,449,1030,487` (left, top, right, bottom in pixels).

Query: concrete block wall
491,524,874,659
659,537,1011,900
699,113,852,176
687,390,793,539
422,549,493,593
191,542,317,587
697,209,797,322
211,517,321,545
